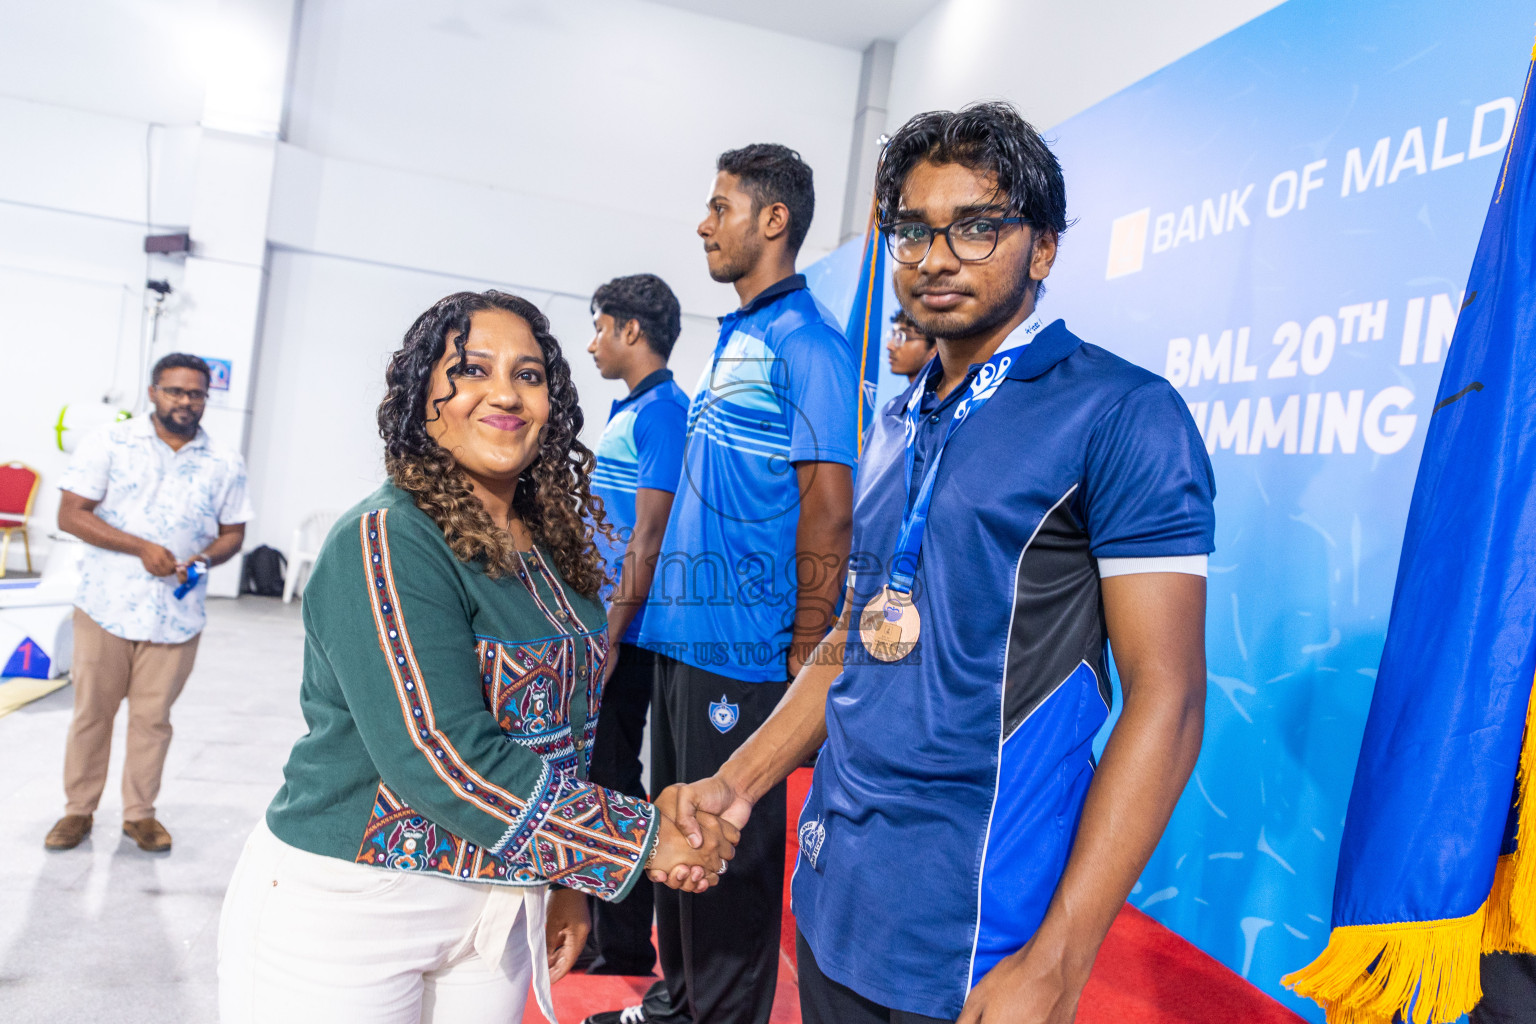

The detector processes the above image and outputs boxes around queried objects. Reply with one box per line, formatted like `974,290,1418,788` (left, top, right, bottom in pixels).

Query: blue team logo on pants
708,695,739,733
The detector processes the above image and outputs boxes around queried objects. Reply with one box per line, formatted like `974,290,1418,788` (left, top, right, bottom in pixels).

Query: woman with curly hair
217,290,736,1023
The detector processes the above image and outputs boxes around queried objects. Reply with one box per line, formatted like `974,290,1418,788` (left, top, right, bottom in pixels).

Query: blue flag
844,206,887,456
1287,46,1536,1024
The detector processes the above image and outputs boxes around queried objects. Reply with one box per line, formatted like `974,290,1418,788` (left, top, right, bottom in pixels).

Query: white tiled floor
0,597,307,1023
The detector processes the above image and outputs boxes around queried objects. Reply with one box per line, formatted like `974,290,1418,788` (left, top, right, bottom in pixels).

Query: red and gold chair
0,462,41,578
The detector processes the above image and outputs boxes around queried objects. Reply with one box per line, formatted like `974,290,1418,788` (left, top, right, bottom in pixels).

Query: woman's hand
645,810,739,892
651,780,755,890
545,886,590,984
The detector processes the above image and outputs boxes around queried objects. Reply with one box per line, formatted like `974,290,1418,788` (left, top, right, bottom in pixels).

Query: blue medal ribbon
885,313,1045,595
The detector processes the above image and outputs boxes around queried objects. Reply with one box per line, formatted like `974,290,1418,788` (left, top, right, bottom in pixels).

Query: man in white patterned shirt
44,353,253,854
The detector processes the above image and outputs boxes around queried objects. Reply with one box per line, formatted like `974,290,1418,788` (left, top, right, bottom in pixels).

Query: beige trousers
62,608,200,820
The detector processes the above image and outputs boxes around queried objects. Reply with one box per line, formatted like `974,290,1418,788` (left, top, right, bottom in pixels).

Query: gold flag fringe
1284,681,1536,1023
1282,910,1485,1024
1484,856,1536,953
1485,692,1536,953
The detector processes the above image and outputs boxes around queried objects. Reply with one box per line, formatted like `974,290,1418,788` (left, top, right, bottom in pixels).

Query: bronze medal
859,586,921,663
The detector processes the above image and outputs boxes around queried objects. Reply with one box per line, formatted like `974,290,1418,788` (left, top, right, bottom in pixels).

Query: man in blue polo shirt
588,145,856,1024
584,273,690,975
659,103,1215,1024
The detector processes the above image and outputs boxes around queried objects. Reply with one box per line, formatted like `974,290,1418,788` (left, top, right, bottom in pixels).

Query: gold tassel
1512,683,1536,931
1483,855,1536,952
1485,687,1536,952
1282,908,1486,1024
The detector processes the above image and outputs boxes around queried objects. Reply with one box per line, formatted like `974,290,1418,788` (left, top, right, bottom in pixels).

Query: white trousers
218,820,557,1024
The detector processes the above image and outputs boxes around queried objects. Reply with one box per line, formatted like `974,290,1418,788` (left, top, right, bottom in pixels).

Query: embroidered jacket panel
265,483,657,901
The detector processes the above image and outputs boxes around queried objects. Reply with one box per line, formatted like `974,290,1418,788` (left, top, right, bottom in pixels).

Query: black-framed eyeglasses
155,385,209,403
881,216,1029,264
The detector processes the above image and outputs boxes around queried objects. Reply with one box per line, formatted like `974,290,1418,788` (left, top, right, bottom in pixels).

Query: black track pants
585,642,658,975
646,654,787,1024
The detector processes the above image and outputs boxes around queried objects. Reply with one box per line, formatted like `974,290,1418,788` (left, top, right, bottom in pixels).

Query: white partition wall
0,2,206,575
885,0,1289,130
244,0,864,554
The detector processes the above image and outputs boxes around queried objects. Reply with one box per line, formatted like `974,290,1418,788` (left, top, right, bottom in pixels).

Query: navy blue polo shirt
638,275,858,682
791,318,1215,1019
591,368,689,645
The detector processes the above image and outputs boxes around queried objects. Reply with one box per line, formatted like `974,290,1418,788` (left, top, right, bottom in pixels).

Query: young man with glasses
44,353,251,854
586,145,857,1024
886,309,937,383
657,103,1215,1024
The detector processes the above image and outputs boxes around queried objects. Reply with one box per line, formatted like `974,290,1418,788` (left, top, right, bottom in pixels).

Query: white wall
273,0,862,316
0,205,157,571
241,0,865,554
286,0,861,270
886,0,1288,131
0,0,211,573
0,0,210,125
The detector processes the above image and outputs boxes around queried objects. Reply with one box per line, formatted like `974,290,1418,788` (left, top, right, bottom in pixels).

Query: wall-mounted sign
204,357,232,392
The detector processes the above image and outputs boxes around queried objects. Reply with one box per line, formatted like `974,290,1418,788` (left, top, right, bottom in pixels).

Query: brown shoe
123,817,172,853
44,814,93,850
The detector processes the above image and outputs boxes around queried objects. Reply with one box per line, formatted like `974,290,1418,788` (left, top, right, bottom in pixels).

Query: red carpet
526,769,1305,1024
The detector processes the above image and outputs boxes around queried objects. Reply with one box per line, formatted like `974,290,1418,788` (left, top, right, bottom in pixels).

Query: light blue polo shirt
792,318,1216,1019
638,275,858,682
590,368,689,646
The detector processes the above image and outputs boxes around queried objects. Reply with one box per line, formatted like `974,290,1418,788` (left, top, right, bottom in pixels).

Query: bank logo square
1105,208,1151,280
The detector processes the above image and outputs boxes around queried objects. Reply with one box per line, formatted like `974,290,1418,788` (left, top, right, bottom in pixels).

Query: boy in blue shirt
584,273,689,975
589,146,856,1024
660,103,1215,1024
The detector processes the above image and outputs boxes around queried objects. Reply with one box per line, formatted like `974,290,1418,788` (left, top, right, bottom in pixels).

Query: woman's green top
265,482,657,901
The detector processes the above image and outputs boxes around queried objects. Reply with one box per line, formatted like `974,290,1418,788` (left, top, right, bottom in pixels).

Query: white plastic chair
283,509,338,604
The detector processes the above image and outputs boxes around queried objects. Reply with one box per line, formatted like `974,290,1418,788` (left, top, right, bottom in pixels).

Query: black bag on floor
240,545,287,597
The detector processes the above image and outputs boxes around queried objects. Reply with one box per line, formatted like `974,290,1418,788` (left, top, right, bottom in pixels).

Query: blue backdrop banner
805,1,1535,1017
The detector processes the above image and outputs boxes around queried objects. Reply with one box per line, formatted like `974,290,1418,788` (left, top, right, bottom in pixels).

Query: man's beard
906,268,1035,342
707,234,764,284
156,409,200,437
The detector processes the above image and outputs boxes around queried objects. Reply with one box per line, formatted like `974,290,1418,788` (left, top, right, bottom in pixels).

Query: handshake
642,777,753,893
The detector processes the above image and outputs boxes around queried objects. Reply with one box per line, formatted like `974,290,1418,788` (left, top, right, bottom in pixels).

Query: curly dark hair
377,290,609,597
591,273,683,359
875,101,1069,299
718,143,816,254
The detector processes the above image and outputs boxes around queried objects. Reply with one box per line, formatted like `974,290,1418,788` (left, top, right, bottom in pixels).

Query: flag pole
854,193,880,457
848,136,890,458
